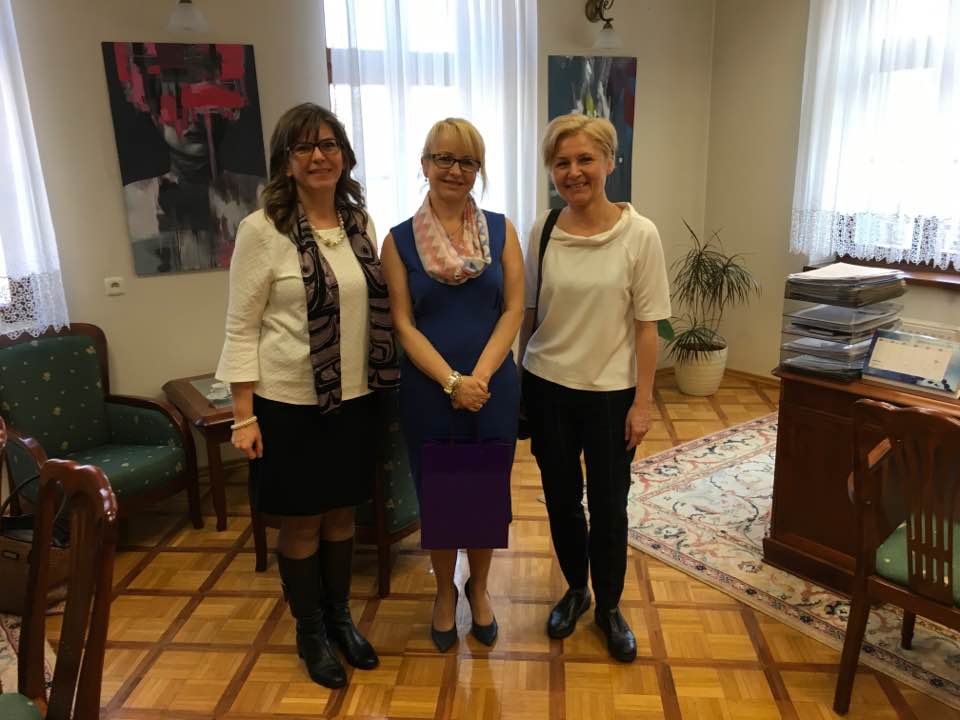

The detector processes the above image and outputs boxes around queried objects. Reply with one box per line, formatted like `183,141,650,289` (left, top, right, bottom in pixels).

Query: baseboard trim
655,365,779,388
723,368,780,387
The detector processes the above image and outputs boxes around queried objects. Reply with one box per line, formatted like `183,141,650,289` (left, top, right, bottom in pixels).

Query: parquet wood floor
62,370,959,719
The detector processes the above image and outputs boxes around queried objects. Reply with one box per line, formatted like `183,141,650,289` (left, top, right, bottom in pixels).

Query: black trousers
522,370,636,611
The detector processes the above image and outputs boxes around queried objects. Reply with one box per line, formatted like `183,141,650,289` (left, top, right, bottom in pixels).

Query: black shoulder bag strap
532,207,563,332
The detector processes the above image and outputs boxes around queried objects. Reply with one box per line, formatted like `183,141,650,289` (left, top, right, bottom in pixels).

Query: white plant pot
674,347,728,396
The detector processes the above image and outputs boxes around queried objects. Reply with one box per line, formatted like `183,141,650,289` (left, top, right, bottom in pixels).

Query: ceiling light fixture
167,0,209,33
585,0,621,50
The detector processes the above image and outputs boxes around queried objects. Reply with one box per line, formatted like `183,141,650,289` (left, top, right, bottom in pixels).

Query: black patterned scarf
289,205,400,413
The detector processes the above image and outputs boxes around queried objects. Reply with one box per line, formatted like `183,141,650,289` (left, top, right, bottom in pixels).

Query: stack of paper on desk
783,301,903,336
785,263,906,306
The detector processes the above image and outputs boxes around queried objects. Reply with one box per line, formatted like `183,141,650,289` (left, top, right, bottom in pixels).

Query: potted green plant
665,220,761,396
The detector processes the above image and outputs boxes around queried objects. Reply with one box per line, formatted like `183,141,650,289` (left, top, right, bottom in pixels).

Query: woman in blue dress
381,118,523,652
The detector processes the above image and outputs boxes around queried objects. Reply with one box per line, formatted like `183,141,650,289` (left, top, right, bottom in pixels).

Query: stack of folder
784,262,906,306
778,263,906,381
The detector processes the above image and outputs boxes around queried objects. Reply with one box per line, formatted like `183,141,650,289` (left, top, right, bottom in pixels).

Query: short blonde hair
541,114,617,167
422,117,488,190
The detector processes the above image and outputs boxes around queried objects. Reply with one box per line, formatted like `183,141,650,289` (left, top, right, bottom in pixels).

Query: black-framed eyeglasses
289,140,341,159
427,153,482,173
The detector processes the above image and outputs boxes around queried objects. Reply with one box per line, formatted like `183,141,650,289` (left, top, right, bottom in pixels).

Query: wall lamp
167,0,209,33
585,0,620,50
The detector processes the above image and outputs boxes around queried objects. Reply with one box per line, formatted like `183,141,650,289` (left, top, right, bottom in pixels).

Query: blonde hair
422,117,488,190
541,114,617,167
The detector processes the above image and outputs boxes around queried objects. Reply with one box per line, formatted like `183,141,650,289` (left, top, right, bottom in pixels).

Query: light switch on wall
104,276,125,296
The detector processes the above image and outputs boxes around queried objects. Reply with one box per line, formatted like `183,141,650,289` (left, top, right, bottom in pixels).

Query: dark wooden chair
834,398,960,714
0,458,119,719
0,323,201,528
0,413,6,497
354,480,420,597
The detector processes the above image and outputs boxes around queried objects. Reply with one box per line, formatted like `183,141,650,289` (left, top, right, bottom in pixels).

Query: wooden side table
163,374,271,569
162,374,236,533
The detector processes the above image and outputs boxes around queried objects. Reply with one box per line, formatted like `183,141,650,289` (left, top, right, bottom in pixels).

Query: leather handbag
419,421,513,550
0,476,71,615
518,206,563,440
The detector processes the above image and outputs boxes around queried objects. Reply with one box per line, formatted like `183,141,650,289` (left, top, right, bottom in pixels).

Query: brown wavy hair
261,103,365,235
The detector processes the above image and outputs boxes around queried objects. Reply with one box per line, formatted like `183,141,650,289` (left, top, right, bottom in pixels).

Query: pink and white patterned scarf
412,194,491,285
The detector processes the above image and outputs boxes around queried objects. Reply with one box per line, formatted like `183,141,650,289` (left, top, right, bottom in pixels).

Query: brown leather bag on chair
0,476,71,615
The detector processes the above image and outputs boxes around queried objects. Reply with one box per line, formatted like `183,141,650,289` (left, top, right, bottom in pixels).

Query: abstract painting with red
102,42,266,275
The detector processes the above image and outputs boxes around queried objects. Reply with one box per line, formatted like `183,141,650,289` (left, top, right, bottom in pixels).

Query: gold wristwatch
443,371,463,396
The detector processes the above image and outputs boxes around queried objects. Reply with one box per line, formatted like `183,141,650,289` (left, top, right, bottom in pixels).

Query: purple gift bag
419,438,513,549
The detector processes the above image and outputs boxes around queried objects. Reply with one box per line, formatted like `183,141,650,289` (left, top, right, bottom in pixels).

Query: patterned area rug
0,612,55,694
629,413,960,710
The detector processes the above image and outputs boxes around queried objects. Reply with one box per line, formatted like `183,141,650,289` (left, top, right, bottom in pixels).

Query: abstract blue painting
547,55,637,209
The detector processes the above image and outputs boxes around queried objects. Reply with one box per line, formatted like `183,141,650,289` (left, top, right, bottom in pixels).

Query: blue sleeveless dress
391,211,519,497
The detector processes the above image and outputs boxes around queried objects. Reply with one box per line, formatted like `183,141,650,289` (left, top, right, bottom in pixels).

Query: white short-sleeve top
522,203,671,391
215,209,373,405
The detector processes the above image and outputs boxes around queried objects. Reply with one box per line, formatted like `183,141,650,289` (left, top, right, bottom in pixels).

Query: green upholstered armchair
355,389,420,597
0,324,202,528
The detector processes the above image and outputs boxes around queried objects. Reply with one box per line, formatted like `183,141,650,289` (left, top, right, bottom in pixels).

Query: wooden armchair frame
835,398,960,713
15,459,119,719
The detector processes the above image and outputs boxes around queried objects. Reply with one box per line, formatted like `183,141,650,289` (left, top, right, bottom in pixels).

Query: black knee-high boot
277,552,347,688
319,537,379,669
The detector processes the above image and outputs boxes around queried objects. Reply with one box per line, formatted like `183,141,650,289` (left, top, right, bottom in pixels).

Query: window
323,0,538,238
791,0,960,270
0,0,68,337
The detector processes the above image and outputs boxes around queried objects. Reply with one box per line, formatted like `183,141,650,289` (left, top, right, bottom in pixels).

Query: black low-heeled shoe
595,607,637,662
547,586,591,639
464,577,498,646
430,585,459,653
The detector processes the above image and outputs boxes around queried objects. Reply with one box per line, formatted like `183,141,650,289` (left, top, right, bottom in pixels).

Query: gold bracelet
230,415,258,431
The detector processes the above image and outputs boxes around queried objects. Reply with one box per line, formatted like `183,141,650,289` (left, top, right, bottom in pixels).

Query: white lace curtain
0,0,67,337
791,0,960,268
323,0,538,238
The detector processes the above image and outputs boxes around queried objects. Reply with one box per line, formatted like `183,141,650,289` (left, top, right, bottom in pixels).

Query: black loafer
430,585,459,653
547,587,591,639
595,607,637,662
464,578,498,646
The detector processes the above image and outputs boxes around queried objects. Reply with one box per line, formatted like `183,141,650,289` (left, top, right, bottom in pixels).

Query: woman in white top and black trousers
519,114,671,662
216,103,399,688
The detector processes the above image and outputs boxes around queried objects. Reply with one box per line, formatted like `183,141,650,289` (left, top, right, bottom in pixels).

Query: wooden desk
161,374,234,532
763,369,960,593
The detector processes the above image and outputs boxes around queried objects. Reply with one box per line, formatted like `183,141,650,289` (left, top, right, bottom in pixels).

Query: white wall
537,0,716,265
703,0,809,378
11,0,328,398
900,285,960,326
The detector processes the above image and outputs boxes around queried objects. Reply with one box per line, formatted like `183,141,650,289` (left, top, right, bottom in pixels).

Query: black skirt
249,393,376,516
